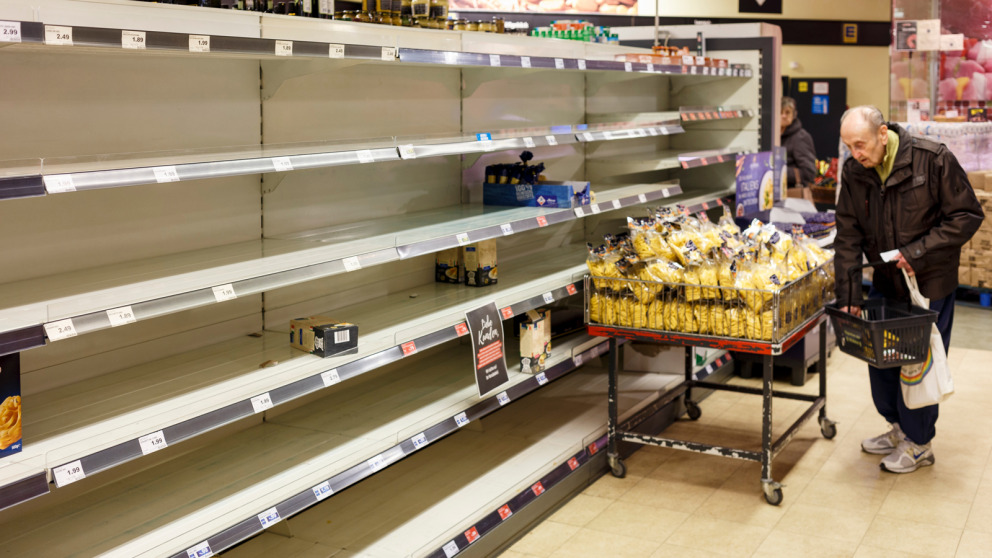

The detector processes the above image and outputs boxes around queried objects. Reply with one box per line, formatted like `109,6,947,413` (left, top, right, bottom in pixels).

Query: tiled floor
504,305,992,558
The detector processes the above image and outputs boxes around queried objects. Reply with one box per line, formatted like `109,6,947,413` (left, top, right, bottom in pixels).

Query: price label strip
45,319,77,342
566,284,577,295
522,137,536,148
272,157,294,172
465,527,480,543
44,25,72,46
521,56,531,68
536,372,548,385
250,392,273,414
398,144,417,159
577,60,587,70
411,432,428,449
624,62,633,72
545,135,558,146
382,46,397,61
456,232,470,245
611,199,621,210
139,430,168,455
367,453,387,473
542,292,555,304
401,341,417,356
189,35,210,53
43,174,75,194
329,43,345,59
106,306,136,327
489,54,501,67
312,480,333,501
53,460,86,487
321,369,341,387
342,256,362,272
0,21,21,43
500,223,513,236
454,411,469,427
257,507,282,529
497,391,510,406
476,133,495,152
122,30,146,50
275,40,293,56
442,541,459,558
152,166,180,183
554,58,565,70
186,541,213,558
212,284,237,302
356,150,375,164
498,504,512,520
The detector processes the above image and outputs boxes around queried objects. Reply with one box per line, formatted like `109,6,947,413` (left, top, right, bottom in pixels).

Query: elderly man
781,96,817,190
835,106,984,473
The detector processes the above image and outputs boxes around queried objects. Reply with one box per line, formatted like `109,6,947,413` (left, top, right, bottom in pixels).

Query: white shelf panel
0,182,680,348
228,363,681,558
587,111,681,125
0,333,607,558
586,145,755,179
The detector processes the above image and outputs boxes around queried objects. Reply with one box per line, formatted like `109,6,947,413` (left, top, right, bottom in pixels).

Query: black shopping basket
824,260,937,369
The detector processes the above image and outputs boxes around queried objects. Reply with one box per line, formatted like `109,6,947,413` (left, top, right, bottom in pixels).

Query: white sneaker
861,423,904,455
880,438,935,474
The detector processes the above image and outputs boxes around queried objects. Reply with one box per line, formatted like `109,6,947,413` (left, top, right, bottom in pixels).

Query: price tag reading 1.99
138,430,168,455
122,30,146,50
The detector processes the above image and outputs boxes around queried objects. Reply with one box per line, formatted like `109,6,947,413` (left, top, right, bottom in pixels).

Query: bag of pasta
718,205,741,236
628,217,658,261
717,249,740,301
683,241,705,302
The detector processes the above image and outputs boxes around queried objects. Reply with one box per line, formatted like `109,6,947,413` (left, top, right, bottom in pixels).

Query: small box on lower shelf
0,353,21,460
483,181,590,209
290,316,359,358
519,309,551,373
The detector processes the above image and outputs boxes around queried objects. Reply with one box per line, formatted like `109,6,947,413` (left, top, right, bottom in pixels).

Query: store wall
639,0,890,21
782,45,891,113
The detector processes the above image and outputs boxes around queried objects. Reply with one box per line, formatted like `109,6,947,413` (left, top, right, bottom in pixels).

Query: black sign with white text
466,302,509,397
739,0,782,14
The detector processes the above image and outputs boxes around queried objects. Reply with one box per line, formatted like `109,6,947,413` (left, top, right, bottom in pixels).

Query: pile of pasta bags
586,206,834,341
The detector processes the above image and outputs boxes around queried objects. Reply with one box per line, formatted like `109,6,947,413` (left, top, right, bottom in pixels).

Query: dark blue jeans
867,288,955,445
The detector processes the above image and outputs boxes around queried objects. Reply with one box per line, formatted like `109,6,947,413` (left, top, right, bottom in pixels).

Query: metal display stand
588,311,835,505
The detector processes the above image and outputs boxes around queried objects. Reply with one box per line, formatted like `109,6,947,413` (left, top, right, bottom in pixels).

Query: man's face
841,119,888,168
780,107,794,134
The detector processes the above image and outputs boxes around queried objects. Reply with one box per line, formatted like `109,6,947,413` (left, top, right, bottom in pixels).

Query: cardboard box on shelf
482,181,590,209
519,309,551,373
0,353,21,460
464,240,497,287
290,316,358,358
435,248,462,284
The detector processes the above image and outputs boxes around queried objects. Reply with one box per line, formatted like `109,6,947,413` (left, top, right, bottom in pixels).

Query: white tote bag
900,270,954,409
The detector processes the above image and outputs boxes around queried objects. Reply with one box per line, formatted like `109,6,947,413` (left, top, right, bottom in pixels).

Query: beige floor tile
795,478,891,515
965,486,992,534
955,530,992,558
648,544,725,558
861,516,962,558
618,477,718,514
877,489,973,530
775,503,874,543
623,446,674,479
646,451,744,488
546,494,612,528
582,472,637,500
693,485,790,528
889,462,983,501
813,446,898,489
548,528,661,558
583,501,688,543
498,551,539,558
507,521,580,557
665,516,771,557
753,530,858,558
852,545,930,558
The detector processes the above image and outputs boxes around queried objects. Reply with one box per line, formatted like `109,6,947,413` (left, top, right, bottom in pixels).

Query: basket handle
845,260,888,308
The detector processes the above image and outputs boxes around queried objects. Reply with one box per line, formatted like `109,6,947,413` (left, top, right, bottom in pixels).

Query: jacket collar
782,118,802,138
845,122,915,188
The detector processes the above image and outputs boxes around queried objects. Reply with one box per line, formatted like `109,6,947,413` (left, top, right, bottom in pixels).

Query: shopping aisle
504,306,992,558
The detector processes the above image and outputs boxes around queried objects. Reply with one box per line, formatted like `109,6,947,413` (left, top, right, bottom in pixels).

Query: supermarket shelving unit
0,3,773,556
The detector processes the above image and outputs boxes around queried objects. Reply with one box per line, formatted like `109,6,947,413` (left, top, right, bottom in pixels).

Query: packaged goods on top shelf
530,20,617,42
615,45,729,69
483,151,591,209
585,206,834,342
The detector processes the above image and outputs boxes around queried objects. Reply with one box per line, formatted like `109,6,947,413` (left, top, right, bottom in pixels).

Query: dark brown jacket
834,123,984,307
781,118,817,187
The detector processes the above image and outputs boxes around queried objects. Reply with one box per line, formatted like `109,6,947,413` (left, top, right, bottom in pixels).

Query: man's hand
840,306,862,316
893,251,915,276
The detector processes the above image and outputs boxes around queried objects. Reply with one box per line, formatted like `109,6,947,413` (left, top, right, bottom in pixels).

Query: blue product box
483,181,591,209
0,353,21,459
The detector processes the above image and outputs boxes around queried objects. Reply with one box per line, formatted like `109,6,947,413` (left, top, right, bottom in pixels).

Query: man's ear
879,124,889,143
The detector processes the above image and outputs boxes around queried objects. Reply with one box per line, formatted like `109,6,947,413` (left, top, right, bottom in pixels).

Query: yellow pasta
0,396,21,451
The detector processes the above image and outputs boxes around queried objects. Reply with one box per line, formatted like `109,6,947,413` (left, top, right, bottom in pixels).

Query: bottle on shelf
300,0,317,16
318,0,334,17
411,0,429,23
399,0,413,25
429,0,447,26
271,0,301,14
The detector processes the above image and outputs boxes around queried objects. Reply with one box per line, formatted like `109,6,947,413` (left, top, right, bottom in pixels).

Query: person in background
834,105,984,473
781,96,817,194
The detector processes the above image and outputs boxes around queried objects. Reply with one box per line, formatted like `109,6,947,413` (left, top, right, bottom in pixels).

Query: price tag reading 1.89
122,30,146,50
106,306,136,327
275,40,293,56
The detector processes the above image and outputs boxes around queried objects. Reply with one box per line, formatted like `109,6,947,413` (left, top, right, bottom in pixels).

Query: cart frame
588,311,835,505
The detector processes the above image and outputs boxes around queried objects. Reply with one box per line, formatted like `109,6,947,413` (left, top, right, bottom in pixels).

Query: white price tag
582,132,594,142
272,156,293,172
573,353,584,366
661,188,670,197
682,55,694,65
44,25,72,46
342,256,362,271
250,392,273,414
573,207,585,218
554,58,565,70
489,54,501,67
521,56,531,68
367,453,387,473
321,369,341,387
189,35,210,53
577,59,586,70
258,507,282,528
122,30,146,50
0,21,22,43
456,232,470,245
660,127,671,135
542,292,555,304
602,131,615,140
695,55,705,65
312,480,333,501
53,460,85,487
382,46,397,61
152,166,180,183
638,193,648,203
500,223,513,236
454,412,469,427
545,135,558,146
647,63,655,72
523,137,536,148
275,40,293,56
442,541,459,558
648,127,659,136
138,431,168,455
590,204,601,214
43,174,75,194
690,66,698,75
611,199,621,210
477,133,495,152
702,67,710,75
497,391,510,406
106,306,136,327
186,541,213,558
329,43,345,59
624,62,633,72
45,319,77,342
399,144,417,159
634,128,647,137
412,432,428,449
212,284,237,302
357,149,375,164
536,372,548,385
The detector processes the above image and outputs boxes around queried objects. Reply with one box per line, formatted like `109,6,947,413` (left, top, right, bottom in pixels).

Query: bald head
840,105,889,169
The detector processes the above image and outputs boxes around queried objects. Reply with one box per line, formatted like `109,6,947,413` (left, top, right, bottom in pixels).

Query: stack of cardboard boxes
963,172,992,288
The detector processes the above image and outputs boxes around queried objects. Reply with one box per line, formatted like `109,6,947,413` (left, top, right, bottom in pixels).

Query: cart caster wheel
819,418,837,440
609,459,627,479
685,400,702,421
763,487,783,506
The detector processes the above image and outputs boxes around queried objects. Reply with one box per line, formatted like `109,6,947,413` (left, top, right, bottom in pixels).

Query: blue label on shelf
476,133,492,141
